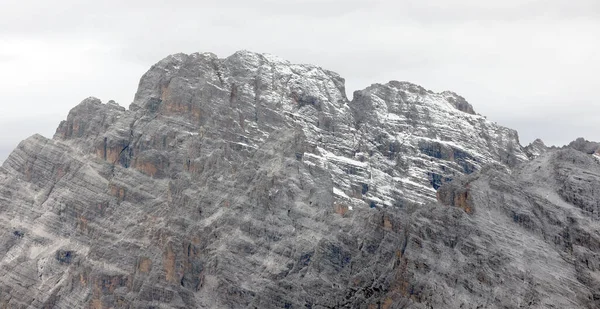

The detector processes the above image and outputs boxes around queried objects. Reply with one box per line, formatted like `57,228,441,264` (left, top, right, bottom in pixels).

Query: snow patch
317,147,368,168
333,187,350,199
394,177,436,192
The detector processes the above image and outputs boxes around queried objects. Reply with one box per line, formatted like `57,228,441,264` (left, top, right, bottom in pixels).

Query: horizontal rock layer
0,51,596,308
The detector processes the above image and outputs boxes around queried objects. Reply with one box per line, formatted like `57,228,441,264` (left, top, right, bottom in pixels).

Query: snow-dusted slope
347,81,527,206
65,50,526,211
1,51,595,308
128,50,527,208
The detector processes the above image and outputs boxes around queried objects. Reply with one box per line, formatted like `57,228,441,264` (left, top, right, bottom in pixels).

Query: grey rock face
568,137,600,155
0,51,594,308
433,149,600,308
524,138,548,159
350,80,526,200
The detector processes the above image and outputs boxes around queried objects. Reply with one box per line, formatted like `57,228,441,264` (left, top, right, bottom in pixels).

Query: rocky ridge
524,138,548,159
0,51,597,308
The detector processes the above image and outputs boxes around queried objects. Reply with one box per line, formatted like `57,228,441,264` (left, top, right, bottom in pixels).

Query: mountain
0,51,598,308
524,138,548,159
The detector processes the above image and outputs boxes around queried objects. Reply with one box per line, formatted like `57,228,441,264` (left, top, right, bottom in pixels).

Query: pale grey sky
1,0,599,163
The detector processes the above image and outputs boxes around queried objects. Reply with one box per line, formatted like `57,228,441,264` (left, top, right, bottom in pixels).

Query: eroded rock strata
0,51,598,308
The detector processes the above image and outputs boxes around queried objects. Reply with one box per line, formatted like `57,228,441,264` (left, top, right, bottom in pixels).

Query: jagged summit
49,50,529,206
568,137,600,154
0,51,599,308
524,138,548,158
90,50,526,204
532,138,545,144
132,51,485,117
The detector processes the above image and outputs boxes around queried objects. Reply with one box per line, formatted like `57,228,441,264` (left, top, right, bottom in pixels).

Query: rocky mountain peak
1,50,598,308
51,51,528,206
568,137,600,155
439,90,476,114
524,137,548,158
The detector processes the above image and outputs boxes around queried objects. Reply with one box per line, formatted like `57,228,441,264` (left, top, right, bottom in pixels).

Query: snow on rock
0,50,579,308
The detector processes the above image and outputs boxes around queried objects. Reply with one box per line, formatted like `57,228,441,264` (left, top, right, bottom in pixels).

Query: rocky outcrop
349,80,526,204
524,138,548,159
440,91,476,115
0,50,596,308
424,148,600,308
568,137,600,155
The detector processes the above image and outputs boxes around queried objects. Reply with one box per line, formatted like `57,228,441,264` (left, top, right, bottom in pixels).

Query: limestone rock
0,50,596,308
524,138,549,159
568,137,600,155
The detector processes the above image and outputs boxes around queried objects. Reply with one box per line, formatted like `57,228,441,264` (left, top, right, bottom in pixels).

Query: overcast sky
1,0,599,163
